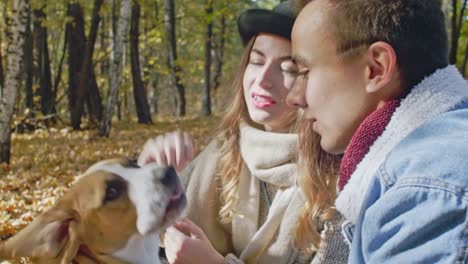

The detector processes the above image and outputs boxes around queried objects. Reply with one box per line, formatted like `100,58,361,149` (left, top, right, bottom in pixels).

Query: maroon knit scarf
338,100,401,190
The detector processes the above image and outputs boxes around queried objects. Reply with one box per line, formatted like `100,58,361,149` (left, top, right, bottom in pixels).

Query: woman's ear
0,207,81,262
364,41,397,94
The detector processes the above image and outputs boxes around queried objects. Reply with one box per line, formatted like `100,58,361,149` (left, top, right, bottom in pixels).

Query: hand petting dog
164,218,224,264
138,131,225,264
138,131,194,172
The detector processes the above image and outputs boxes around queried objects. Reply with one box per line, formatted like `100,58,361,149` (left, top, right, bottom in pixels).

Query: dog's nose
161,166,177,188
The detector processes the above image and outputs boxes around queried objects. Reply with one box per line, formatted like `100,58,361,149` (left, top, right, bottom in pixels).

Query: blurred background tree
0,0,468,164
0,0,271,164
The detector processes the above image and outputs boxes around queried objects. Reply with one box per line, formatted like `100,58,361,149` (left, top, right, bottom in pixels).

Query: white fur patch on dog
112,232,161,264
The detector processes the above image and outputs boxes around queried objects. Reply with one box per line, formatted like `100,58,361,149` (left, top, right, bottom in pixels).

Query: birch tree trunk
100,0,131,137
0,0,29,164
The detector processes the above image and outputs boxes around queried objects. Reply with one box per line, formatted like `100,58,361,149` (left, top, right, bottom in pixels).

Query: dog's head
0,158,186,263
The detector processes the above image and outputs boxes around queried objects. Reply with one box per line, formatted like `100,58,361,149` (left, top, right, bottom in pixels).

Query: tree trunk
76,0,104,128
0,34,4,98
53,26,68,100
213,14,226,91
99,11,108,77
130,1,151,124
0,0,29,165
23,6,33,110
449,0,468,64
33,8,56,124
461,40,468,76
100,0,131,137
201,0,213,116
0,3,6,99
146,0,160,115
66,3,86,129
164,0,185,116
147,78,159,114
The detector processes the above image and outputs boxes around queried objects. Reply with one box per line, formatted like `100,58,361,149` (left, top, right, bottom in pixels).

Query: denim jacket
335,66,468,263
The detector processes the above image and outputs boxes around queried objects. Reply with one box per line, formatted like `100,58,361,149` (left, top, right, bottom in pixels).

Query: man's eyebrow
279,55,293,61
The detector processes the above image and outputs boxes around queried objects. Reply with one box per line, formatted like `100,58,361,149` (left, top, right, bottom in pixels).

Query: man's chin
320,138,345,155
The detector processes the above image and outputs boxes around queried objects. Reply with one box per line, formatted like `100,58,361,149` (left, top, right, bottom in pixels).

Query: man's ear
0,207,81,263
364,41,397,94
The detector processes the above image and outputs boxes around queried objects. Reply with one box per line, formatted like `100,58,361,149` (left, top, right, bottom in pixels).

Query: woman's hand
164,218,224,264
137,131,194,172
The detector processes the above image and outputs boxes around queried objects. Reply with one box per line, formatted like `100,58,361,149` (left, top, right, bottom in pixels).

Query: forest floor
0,115,220,249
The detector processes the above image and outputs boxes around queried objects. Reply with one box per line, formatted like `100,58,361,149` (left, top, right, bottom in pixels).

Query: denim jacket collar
335,65,468,223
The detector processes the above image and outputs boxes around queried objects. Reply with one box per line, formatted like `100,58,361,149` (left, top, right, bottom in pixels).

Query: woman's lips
252,93,276,109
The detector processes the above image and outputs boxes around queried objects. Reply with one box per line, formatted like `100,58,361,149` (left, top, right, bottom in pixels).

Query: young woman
138,2,345,263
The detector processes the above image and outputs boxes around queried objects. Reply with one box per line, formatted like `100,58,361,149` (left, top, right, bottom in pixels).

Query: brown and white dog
0,158,186,264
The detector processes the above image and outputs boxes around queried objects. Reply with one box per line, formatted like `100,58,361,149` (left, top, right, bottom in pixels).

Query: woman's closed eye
249,59,264,66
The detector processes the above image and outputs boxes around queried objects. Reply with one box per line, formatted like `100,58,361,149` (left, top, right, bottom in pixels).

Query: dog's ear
0,207,81,263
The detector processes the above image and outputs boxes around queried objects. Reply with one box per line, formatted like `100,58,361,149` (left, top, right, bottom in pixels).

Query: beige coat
180,139,234,256
180,136,306,264
180,138,349,264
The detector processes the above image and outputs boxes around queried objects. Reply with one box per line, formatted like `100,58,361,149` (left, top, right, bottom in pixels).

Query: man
287,0,468,263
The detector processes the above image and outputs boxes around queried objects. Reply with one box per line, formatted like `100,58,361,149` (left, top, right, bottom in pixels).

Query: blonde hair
216,35,298,224
217,38,256,223
294,113,340,253
217,37,338,257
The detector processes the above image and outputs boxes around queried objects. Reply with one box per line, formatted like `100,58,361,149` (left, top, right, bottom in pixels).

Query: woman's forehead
251,33,292,58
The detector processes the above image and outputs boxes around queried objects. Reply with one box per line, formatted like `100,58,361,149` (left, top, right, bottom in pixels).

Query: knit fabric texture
339,100,401,190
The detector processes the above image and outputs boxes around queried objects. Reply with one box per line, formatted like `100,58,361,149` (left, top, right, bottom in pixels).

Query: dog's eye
127,159,140,168
104,179,126,203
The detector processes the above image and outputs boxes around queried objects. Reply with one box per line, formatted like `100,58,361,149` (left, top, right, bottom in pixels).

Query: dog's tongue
170,182,183,201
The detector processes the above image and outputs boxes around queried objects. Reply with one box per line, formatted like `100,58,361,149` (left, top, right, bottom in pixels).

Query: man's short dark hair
294,0,449,91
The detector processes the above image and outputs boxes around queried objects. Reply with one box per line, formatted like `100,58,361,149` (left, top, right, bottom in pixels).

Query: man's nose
286,79,307,108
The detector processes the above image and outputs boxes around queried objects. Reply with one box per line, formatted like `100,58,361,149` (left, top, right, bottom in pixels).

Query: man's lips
310,118,318,130
252,92,276,109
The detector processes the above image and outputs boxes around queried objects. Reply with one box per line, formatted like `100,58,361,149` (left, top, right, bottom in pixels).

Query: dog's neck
111,232,161,264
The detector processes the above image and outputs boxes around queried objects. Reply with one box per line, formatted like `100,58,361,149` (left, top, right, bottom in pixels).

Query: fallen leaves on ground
0,116,220,263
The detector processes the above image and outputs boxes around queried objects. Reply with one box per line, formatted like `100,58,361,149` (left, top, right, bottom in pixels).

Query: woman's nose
257,63,275,89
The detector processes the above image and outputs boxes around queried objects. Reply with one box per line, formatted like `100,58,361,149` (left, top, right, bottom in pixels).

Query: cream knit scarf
232,124,304,264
